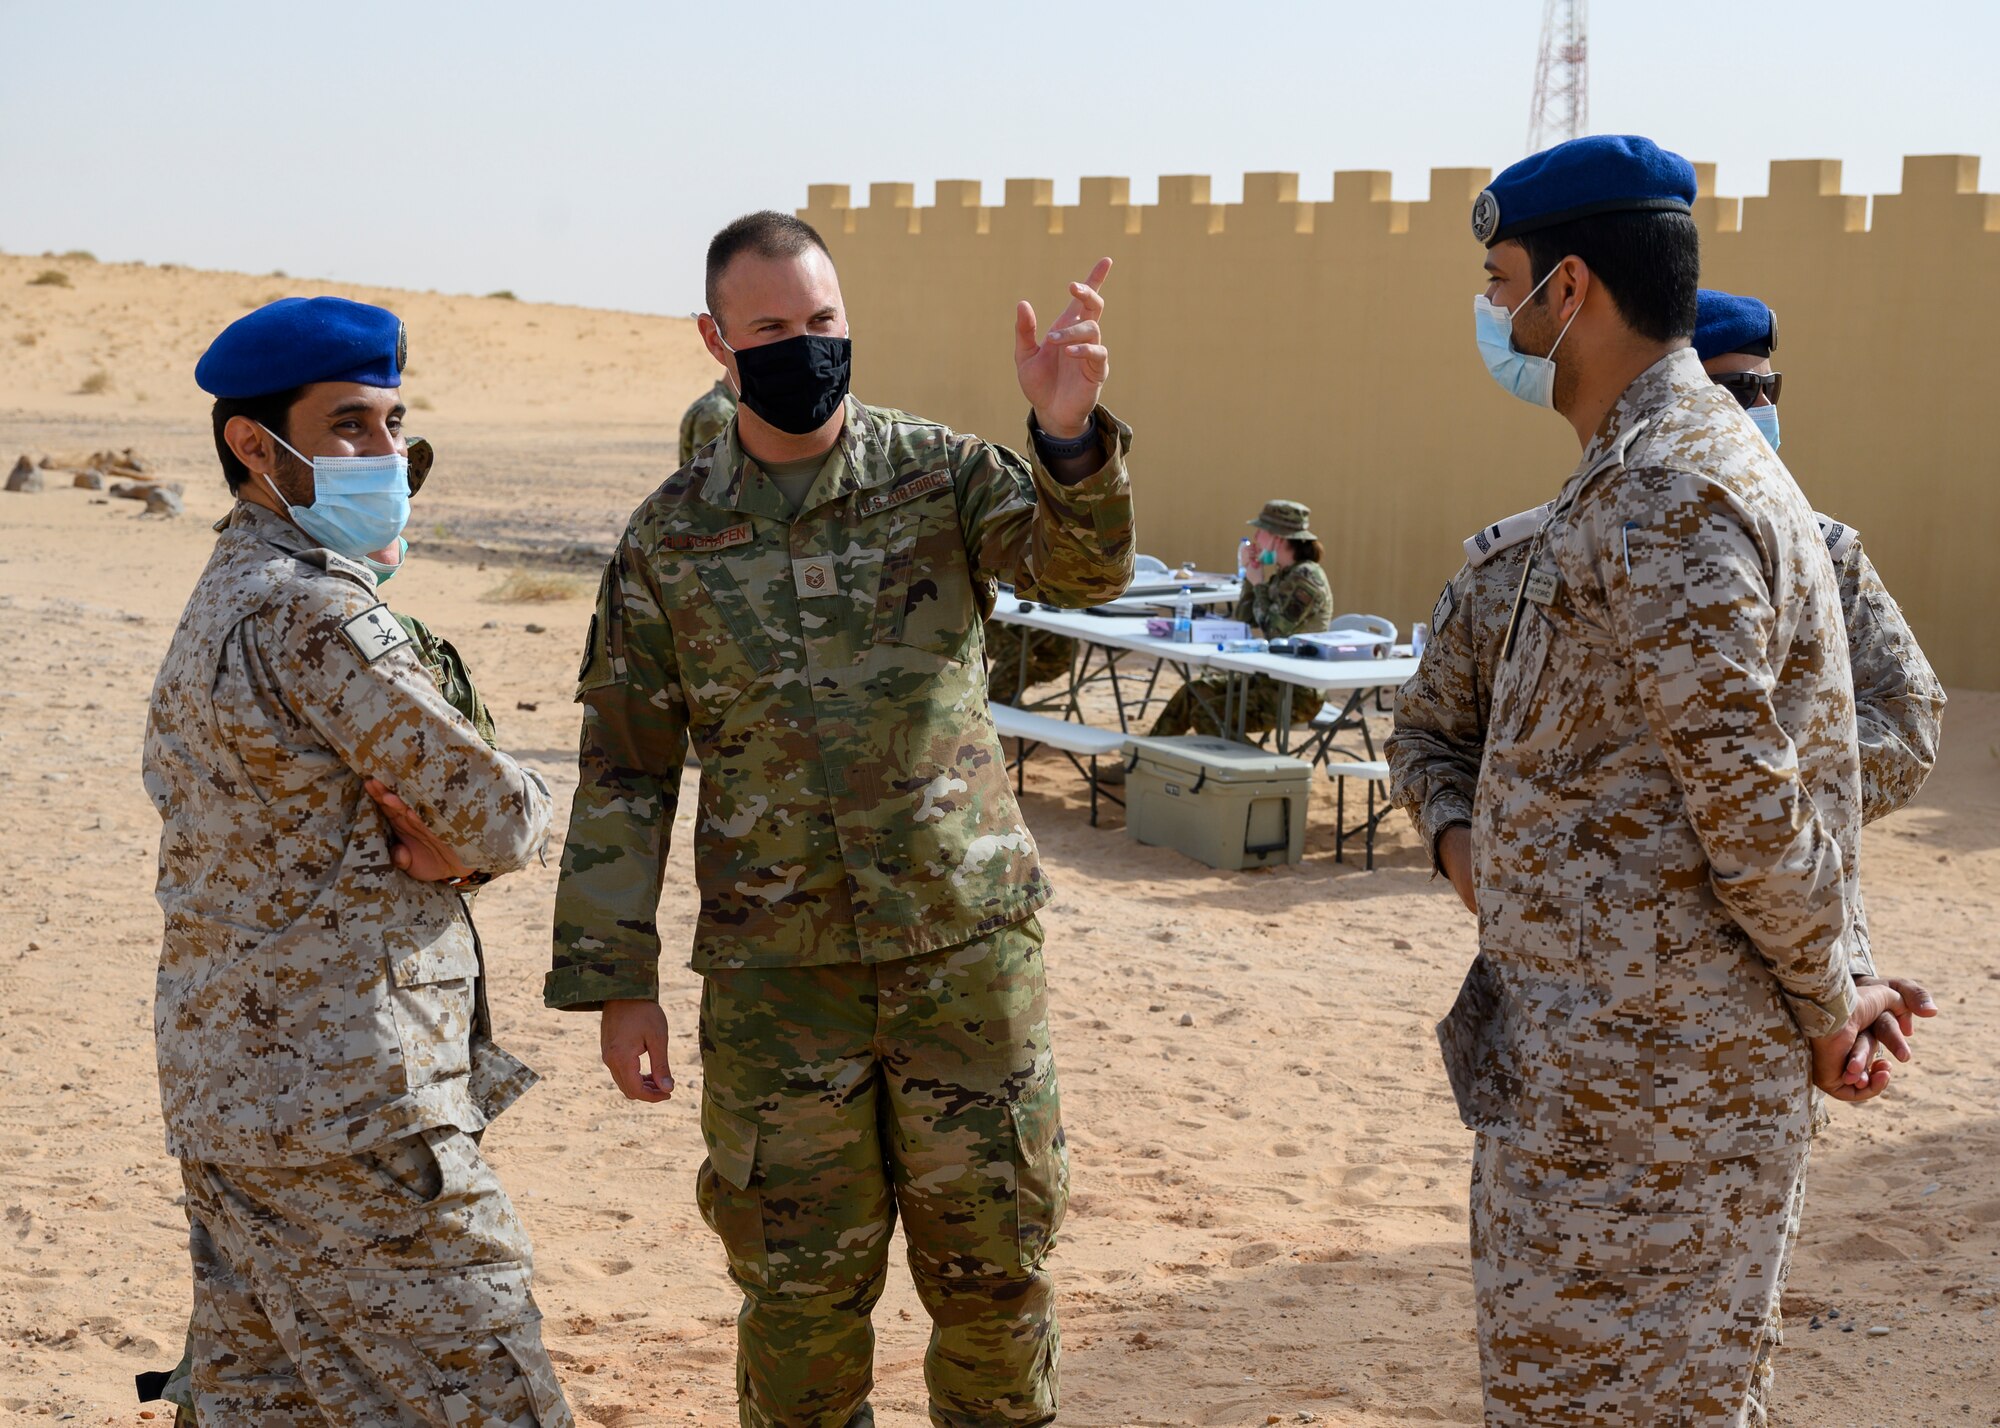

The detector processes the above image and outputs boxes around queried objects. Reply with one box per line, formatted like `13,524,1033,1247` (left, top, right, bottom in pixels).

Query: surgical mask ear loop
1514,260,1580,362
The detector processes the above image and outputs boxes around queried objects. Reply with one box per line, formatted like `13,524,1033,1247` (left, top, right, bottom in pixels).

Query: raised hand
1015,257,1113,439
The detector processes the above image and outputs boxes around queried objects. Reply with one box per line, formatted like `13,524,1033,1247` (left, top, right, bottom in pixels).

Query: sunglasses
406,436,433,496
1714,371,1782,408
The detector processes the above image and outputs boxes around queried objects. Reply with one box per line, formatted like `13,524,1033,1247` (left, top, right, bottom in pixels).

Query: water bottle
1237,537,1251,584
1171,586,1194,645
1412,621,1430,657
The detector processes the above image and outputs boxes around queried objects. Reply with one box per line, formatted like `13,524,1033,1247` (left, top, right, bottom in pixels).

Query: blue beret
1693,288,1777,361
195,296,406,398
1472,135,1697,246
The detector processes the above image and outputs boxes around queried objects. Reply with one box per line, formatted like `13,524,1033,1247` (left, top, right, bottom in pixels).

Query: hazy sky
4,1,1994,315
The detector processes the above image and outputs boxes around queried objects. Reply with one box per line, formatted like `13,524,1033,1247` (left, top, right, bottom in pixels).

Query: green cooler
1121,735,1312,870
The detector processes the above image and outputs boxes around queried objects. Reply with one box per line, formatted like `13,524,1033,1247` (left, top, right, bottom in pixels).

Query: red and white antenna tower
1526,0,1589,153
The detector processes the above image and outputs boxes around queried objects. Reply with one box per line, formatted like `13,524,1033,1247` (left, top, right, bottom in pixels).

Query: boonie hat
1249,500,1315,540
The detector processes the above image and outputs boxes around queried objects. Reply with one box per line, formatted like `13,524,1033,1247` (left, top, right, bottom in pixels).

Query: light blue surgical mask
1473,263,1581,409
260,425,412,559
1748,403,1781,451
363,537,410,586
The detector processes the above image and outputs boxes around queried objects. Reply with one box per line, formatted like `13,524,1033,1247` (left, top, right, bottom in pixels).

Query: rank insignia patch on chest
1521,564,1560,607
793,556,838,598
340,604,414,663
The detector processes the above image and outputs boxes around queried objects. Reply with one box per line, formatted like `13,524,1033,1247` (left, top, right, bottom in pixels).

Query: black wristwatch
1031,416,1097,461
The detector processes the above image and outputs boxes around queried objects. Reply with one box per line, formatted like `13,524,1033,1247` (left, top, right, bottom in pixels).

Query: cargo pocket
696,1096,768,1288
495,1324,572,1427
1009,1072,1068,1267
385,925,479,1089
357,1129,447,1206
344,1260,567,1425
1496,1197,1708,1279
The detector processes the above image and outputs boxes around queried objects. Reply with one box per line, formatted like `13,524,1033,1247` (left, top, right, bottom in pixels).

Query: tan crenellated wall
800,157,2000,690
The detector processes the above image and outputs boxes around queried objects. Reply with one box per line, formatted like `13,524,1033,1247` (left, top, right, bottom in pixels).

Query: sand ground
1,253,1996,1426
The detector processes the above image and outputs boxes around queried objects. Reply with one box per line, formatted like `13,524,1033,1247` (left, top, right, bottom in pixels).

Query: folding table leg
1335,773,1347,864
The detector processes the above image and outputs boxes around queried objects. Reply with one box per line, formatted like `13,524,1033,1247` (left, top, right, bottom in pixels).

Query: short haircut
1288,536,1324,566
1516,210,1700,344
210,387,305,494
705,211,832,326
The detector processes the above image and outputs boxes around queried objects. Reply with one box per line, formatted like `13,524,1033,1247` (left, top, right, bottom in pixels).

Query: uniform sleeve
1601,472,1859,1039
677,410,696,469
1386,567,1485,869
546,540,690,1011
1261,564,1333,640
1838,542,1946,823
261,584,551,876
954,405,1135,608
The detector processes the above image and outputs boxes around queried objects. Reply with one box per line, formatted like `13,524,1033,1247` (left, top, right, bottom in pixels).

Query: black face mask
729,333,852,435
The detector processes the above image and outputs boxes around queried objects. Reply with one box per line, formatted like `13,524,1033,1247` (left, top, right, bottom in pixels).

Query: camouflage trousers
1147,673,1314,739
696,918,1069,1428
984,622,1077,706
1469,1133,1808,1427
179,1126,572,1427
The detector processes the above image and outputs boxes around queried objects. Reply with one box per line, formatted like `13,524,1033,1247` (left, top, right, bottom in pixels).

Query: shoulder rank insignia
1463,503,1551,568
1814,513,1858,562
340,604,414,663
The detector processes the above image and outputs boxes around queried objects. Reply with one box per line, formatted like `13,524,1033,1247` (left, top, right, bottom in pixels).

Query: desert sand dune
1,252,1994,1426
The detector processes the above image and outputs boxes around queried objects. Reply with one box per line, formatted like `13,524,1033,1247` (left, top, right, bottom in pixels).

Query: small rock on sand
143,488,185,517
72,470,105,491
6,457,43,493
1178,1012,1195,1027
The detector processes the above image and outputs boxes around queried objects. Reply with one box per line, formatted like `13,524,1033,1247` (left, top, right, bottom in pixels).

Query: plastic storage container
1121,735,1312,870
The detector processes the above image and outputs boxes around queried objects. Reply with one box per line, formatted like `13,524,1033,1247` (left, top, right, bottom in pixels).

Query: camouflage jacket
145,502,552,1165
1454,349,1865,1164
1232,559,1332,639
547,398,1135,1002
678,379,737,468
1388,511,1943,857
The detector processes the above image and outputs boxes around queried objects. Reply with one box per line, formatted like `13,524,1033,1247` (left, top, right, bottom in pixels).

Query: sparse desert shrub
78,369,111,395
29,270,71,288
61,250,96,262
483,569,582,603
485,289,518,301
14,331,37,347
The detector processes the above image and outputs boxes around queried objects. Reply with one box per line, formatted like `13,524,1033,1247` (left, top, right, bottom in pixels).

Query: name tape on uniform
340,604,414,663
793,556,838,598
1522,565,1560,607
662,524,753,553
857,470,951,516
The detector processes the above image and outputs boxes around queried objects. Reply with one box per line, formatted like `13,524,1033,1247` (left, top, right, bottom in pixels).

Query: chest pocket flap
870,470,974,658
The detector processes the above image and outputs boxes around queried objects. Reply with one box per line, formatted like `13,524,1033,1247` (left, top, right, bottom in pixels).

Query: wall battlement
802,157,2000,688
805,157,2000,241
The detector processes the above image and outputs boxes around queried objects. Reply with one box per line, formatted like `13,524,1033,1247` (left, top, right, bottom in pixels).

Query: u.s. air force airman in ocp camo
146,297,570,1427
548,214,1131,1428
1439,136,1917,1426
680,376,738,467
